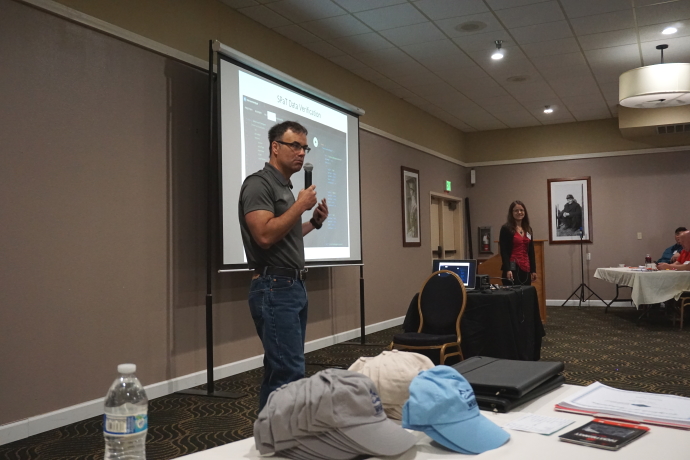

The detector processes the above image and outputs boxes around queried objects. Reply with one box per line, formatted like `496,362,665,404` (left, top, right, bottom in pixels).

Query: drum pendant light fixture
620,45,690,108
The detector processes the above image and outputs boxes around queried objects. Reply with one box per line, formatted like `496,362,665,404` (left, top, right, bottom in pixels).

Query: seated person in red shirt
658,230,690,270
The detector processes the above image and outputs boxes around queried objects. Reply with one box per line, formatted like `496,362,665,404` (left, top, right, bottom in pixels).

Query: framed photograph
478,226,492,254
547,176,593,243
401,166,421,247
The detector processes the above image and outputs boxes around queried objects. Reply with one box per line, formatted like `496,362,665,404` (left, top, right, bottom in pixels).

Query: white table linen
594,267,690,306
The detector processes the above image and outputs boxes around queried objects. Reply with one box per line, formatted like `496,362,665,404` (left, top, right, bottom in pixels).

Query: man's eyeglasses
275,140,311,154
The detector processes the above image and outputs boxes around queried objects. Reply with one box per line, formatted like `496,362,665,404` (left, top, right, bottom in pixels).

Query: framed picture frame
547,176,593,244
478,226,492,254
401,166,421,247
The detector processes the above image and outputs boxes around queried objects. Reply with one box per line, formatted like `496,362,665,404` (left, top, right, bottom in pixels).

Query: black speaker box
476,274,490,290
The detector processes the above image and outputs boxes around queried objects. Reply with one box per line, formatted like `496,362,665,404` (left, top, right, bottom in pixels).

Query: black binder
452,356,564,404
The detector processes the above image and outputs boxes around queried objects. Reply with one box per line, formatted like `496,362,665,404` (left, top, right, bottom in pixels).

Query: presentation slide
218,57,362,269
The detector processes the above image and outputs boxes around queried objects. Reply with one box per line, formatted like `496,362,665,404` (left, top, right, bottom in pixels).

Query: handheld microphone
304,163,313,188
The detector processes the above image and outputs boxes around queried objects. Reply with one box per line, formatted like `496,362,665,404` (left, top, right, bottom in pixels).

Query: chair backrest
417,270,467,337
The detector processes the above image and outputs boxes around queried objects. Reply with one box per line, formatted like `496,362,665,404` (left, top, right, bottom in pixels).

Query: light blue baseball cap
402,365,510,454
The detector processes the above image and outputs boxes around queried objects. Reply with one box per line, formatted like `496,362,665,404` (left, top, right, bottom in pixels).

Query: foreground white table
594,267,690,306
180,385,690,460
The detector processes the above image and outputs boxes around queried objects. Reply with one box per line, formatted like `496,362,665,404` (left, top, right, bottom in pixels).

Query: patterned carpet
2,306,690,460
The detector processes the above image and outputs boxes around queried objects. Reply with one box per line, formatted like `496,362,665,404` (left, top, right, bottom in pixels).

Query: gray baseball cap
254,369,416,458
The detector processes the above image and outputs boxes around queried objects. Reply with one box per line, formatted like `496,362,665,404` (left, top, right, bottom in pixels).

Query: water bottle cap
118,363,136,374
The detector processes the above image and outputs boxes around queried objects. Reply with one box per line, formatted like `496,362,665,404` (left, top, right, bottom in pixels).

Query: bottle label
103,413,148,436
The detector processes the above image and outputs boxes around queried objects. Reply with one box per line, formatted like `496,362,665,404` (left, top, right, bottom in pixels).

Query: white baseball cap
349,350,434,420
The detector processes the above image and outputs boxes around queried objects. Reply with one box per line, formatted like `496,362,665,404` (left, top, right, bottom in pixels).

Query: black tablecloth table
401,286,545,362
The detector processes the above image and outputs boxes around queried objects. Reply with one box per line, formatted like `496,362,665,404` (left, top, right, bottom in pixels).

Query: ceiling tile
374,60,429,79
452,29,517,52
435,12,505,38
391,71,445,87
414,0,489,20
386,85,416,98
486,0,551,11
510,20,574,44
639,20,690,42
266,0,346,23
466,118,509,130
550,75,600,97
379,22,446,46
220,0,258,8
400,39,465,59
508,84,559,103
560,0,631,19
407,81,458,98
349,65,387,81
354,3,428,30
273,24,321,44
560,93,606,108
521,37,580,57
329,32,395,54
640,35,690,65
473,92,521,106
439,65,493,84
301,40,346,58
331,0,407,13
531,51,586,70
578,28,638,51
494,1,564,28
483,99,528,114
329,54,369,70
585,44,641,72
356,47,417,67
570,107,611,121
569,10,635,36
537,63,593,80
636,1,690,27
450,79,510,99
303,14,372,39
237,5,293,28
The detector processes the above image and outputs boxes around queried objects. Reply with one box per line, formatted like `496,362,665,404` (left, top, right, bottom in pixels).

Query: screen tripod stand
561,229,606,307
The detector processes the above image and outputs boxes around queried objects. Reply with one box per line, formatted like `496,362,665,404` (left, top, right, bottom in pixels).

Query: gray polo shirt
238,162,305,270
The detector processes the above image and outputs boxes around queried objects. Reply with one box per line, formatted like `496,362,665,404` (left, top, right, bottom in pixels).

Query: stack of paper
555,382,690,429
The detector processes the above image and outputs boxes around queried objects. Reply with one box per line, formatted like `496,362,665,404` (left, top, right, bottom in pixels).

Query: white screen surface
219,57,362,269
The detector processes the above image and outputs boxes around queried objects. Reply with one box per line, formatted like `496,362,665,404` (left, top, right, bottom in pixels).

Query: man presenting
238,121,328,410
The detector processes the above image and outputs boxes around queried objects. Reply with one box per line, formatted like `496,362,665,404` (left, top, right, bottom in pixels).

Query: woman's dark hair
507,200,532,235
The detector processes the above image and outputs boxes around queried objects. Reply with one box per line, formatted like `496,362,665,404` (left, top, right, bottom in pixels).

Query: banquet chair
390,270,467,365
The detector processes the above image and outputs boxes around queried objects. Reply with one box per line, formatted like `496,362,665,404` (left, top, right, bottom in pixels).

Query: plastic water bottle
104,364,148,460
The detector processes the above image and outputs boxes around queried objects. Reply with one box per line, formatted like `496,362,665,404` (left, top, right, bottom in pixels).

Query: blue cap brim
431,413,510,454
422,427,474,454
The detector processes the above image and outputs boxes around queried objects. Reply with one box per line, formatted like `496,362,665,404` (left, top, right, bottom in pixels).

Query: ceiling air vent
656,123,690,134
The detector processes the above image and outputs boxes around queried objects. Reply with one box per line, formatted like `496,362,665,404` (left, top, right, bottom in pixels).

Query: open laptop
432,259,477,290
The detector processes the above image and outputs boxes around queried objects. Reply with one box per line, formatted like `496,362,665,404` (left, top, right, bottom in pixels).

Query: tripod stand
562,229,606,307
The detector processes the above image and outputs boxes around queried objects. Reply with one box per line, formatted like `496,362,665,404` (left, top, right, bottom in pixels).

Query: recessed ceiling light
492,40,504,60
662,27,678,35
544,106,554,114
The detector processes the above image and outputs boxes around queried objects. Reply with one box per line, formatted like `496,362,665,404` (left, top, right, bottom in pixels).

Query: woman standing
499,201,537,286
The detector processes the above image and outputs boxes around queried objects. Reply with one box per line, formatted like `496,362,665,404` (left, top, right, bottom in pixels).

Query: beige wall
464,118,690,164
48,0,466,162
467,150,690,301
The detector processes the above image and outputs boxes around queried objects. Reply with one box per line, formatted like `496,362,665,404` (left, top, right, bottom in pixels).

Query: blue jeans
248,274,308,410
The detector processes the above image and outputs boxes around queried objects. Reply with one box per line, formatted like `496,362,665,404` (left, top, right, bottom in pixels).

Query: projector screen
218,55,362,270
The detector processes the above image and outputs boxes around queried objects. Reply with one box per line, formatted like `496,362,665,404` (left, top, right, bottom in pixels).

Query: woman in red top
499,201,537,286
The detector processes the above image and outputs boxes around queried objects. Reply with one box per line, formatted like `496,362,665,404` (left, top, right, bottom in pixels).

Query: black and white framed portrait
401,166,421,247
547,176,593,243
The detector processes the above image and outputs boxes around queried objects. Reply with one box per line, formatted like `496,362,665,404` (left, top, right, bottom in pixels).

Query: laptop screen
432,259,477,290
